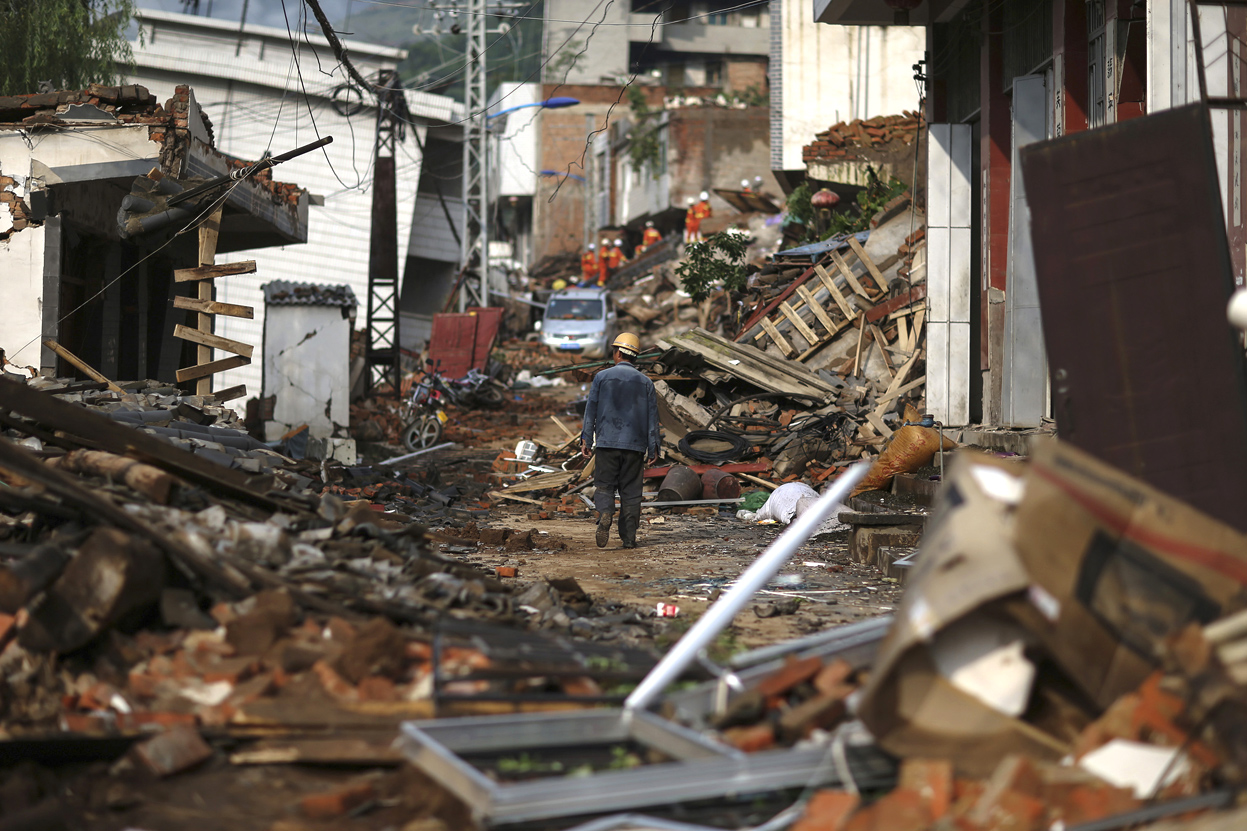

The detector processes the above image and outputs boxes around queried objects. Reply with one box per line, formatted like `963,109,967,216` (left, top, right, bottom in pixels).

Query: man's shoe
596,513,613,548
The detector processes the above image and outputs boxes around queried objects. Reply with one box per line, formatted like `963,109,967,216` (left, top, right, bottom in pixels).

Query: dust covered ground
418,384,901,650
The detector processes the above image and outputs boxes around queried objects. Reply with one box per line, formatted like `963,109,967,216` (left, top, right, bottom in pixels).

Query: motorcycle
399,362,509,451
399,374,450,452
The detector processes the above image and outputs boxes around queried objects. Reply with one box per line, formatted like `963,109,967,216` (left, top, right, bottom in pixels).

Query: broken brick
721,722,776,753
792,790,860,831
300,781,376,819
757,655,823,699
495,566,518,578
332,617,407,684
132,725,213,777
898,758,953,821
812,659,854,696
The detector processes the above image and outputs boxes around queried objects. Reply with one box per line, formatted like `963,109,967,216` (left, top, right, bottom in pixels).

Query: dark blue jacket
581,361,661,458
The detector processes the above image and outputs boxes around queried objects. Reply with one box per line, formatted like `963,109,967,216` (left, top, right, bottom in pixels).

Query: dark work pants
592,447,645,516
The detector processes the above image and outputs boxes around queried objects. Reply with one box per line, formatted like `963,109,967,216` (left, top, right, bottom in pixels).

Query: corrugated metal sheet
428,313,478,379
1021,103,1247,531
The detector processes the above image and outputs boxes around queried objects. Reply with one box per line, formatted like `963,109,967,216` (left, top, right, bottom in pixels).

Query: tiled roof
262,281,358,308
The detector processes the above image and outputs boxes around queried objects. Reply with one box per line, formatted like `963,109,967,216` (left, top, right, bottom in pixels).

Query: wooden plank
870,350,922,416
0,376,290,514
212,384,247,404
490,491,545,506
847,237,888,296
173,261,257,283
739,472,779,491
869,324,895,374
758,317,795,357
778,301,819,346
897,315,911,353
795,316,854,362
865,286,927,324
550,416,578,440
796,284,837,334
830,249,871,301
173,325,254,359
175,355,250,383
173,296,255,319
815,264,855,320
887,302,927,321
866,410,894,438
195,207,224,396
42,340,123,393
851,315,868,375
874,376,927,409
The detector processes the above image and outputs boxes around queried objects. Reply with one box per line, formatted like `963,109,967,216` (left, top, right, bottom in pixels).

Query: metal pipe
624,461,871,713
377,441,455,465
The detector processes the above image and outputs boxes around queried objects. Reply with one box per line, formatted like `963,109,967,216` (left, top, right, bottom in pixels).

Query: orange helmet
611,332,641,356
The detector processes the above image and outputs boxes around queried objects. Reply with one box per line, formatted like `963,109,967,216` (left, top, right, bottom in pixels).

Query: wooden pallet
173,206,255,396
751,241,889,360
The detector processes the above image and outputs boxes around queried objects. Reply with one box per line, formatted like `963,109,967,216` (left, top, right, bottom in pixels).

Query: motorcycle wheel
474,384,505,409
401,414,444,451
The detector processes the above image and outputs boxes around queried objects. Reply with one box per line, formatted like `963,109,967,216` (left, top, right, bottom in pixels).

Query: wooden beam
212,384,248,404
814,264,855,319
758,317,795,357
195,207,224,396
796,284,837,334
173,261,257,283
173,296,255,319
830,249,871,301
41,340,123,393
175,355,250,383
847,237,888,296
173,325,254,359
851,315,868,375
869,323,895,374
865,286,927,324
865,410,894,438
779,301,819,346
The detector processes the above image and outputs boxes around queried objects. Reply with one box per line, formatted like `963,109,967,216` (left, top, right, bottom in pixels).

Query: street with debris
5,2,1247,830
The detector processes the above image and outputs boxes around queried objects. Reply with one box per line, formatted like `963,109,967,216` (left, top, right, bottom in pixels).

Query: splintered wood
173,207,255,395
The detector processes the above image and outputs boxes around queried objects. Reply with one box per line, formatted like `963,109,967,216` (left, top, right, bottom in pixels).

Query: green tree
675,231,750,302
0,0,136,96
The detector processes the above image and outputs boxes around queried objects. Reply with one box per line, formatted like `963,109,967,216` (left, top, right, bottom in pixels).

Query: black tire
474,384,505,409
401,414,444,451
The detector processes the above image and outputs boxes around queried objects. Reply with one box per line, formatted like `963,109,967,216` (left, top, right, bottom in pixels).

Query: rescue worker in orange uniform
683,197,697,243
642,220,661,250
580,243,598,286
597,238,612,285
689,191,712,243
608,238,627,274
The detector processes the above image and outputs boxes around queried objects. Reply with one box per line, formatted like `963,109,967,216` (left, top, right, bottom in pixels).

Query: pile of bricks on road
0,371,699,824
802,111,925,163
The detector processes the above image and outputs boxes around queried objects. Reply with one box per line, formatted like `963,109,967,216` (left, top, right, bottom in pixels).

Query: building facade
820,0,1247,430
124,9,462,401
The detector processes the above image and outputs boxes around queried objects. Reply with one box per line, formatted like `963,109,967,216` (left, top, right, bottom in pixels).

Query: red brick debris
802,112,925,163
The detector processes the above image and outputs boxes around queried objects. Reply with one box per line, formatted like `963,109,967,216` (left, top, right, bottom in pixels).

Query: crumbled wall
262,305,352,441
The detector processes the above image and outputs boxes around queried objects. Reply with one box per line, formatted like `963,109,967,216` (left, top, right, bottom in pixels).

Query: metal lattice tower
366,70,410,395
459,0,489,311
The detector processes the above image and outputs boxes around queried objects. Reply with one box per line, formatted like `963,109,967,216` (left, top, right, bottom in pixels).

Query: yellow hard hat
552,279,568,290
612,332,641,355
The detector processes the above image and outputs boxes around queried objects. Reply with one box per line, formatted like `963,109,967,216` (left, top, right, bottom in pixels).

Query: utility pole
365,69,410,396
460,0,489,311
455,0,529,311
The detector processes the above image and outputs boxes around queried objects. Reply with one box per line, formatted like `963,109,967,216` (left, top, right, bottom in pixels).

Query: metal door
1021,103,1247,531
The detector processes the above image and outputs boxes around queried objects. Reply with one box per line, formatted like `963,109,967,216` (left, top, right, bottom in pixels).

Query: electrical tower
455,0,528,311
459,0,489,310
365,69,410,396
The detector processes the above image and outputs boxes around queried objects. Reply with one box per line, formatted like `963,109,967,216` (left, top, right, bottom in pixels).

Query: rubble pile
802,111,925,163
0,375,682,749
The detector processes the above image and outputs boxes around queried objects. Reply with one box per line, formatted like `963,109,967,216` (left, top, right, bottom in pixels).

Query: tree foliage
626,85,662,178
0,0,136,96
676,231,750,302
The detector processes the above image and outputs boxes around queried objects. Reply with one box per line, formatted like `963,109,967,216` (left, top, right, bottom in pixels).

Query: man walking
580,333,660,549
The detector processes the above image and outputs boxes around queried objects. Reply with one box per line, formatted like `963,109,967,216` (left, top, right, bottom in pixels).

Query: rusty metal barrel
657,465,701,502
701,469,741,500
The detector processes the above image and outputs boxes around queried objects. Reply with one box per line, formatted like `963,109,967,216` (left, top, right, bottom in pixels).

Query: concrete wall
0,223,46,371
492,82,540,198
262,304,352,440
668,107,772,216
774,0,925,172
